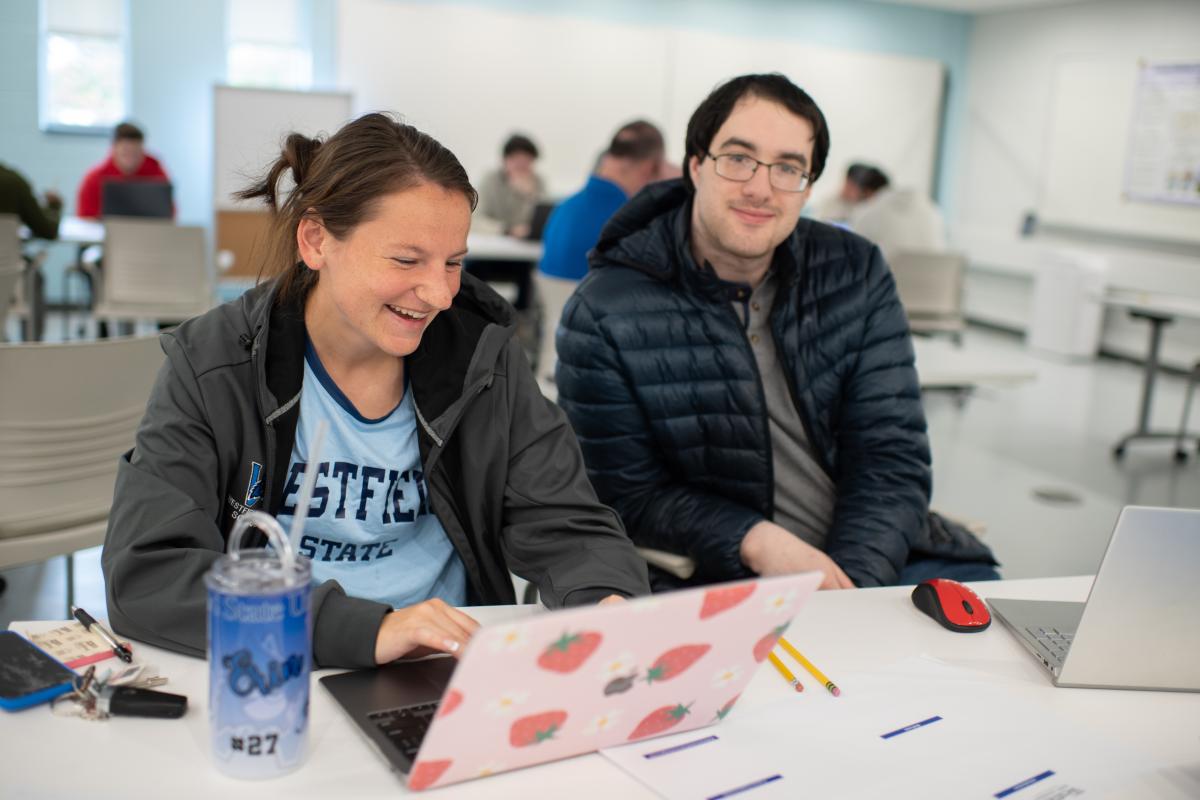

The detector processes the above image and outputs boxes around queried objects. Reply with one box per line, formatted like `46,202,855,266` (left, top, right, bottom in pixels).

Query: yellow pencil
778,637,840,697
766,651,803,692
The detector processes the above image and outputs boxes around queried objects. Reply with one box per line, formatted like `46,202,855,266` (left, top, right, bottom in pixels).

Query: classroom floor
1,324,1196,627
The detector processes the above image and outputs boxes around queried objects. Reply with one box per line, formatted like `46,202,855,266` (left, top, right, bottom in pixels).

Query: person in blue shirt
534,120,669,379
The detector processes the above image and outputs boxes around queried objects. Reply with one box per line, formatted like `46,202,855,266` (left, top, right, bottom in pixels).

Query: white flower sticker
582,710,623,735
596,651,636,682
488,626,529,653
711,664,743,689
764,589,797,615
485,690,529,716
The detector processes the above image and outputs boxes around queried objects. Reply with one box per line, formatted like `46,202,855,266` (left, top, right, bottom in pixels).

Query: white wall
957,0,1200,239
954,0,1200,369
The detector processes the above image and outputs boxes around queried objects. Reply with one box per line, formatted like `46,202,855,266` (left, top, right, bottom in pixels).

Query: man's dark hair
502,134,539,160
682,73,830,194
846,162,890,193
608,120,664,162
113,122,145,143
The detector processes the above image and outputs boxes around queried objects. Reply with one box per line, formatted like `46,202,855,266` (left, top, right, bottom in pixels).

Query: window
226,0,312,90
39,0,127,132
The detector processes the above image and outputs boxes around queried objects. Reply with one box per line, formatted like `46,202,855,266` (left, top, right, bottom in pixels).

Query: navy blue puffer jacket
557,180,993,588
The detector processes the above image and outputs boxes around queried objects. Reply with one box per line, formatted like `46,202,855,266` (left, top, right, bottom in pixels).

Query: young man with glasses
556,73,997,591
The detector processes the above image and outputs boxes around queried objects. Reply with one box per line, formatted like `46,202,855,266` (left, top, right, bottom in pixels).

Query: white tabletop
466,232,542,262
1101,288,1200,321
6,577,1198,799
911,337,1038,389
52,218,542,263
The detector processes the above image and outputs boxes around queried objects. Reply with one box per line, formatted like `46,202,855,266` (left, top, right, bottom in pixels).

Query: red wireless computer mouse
911,578,991,632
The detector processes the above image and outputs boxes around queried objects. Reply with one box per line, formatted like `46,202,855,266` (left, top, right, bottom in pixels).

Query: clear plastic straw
287,419,328,558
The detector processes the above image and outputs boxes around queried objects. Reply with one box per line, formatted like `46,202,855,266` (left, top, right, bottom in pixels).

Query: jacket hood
589,179,693,282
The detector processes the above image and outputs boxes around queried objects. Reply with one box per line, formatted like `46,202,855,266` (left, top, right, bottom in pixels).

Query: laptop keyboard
1027,626,1074,666
369,701,439,761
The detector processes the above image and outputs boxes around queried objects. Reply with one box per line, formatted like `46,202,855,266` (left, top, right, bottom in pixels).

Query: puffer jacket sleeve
824,245,932,586
557,290,762,583
493,338,650,604
102,335,390,668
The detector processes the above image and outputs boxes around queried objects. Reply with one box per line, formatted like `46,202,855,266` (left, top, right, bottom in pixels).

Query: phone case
0,631,77,711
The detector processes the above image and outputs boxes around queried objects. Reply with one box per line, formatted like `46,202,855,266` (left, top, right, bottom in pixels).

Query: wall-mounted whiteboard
213,85,353,210
1040,57,1200,244
336,0,945,204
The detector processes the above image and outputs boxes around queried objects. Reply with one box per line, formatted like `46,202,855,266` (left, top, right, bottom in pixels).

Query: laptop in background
525,201,555,241
101,180,173,219
322,572,822,791
989,505,1200,691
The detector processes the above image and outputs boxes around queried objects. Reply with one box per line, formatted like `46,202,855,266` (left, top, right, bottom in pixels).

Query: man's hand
598,594,626,606
374,598,481,664
739,521,855,590
43,190,63,209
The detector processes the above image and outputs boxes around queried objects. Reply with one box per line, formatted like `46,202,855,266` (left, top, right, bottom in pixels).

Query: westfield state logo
245,461,263,508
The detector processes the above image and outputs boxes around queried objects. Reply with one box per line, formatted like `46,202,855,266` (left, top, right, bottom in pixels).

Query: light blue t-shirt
275,342,467,609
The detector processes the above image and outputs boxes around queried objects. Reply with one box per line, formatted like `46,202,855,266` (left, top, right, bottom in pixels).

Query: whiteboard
1040,57,1200,244
337,1,945,202
213,85,353,210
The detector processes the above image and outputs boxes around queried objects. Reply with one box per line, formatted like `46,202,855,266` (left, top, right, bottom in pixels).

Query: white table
911,337,1038,391
1102,289,1200,460
6,578,1198,799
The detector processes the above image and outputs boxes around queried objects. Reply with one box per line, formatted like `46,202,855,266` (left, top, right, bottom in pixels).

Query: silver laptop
989,506,1200,691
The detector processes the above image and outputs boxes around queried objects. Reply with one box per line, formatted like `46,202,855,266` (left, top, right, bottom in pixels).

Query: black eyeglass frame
705,151,813,193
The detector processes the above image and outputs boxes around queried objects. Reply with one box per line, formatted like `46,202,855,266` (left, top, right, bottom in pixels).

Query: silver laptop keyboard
369,700,439,760
1027,626,1074,666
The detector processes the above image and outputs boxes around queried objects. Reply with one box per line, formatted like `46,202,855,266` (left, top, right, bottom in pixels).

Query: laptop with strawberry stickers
321,571,821,791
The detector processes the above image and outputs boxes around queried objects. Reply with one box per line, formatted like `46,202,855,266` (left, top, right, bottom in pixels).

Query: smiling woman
101,113,650,670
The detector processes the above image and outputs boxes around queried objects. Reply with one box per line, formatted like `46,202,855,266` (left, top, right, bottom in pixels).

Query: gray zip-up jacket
102,271,649,668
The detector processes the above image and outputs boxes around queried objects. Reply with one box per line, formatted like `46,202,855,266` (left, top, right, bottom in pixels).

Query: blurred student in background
0,162,61,239
478,133,545,238
76,122,172,219
534,120,667,380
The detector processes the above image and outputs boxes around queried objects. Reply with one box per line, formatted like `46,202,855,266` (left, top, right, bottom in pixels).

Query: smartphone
0,631,77,711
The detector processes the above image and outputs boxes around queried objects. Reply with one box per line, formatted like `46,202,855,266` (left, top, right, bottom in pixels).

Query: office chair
889,250,968,346
0,335,164,614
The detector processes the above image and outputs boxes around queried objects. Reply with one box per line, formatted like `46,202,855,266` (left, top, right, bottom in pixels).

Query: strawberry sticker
713,693,741,721
752,625,789,663
438,689,462,718
645,644,711,684
699,584,756,619
628,702,693,740
537,631,603,673
408,759,452,791
509,710,568,747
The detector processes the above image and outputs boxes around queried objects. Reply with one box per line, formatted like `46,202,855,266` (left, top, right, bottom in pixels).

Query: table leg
1112,312,1192,458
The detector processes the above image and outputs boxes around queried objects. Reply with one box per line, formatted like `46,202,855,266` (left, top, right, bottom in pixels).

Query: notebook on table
321,571,822,791
989,505,1200,691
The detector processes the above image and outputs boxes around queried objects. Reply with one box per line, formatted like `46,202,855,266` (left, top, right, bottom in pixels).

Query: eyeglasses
706,152,812,193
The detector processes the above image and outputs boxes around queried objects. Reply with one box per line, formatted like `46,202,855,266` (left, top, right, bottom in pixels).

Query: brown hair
237,112,478,302
608,119,664,162
113,122,145,143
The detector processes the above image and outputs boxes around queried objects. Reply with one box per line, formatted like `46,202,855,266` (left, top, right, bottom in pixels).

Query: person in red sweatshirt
76,122,171,218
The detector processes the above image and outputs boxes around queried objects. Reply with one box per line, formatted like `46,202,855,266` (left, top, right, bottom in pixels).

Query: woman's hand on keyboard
374,599,481,664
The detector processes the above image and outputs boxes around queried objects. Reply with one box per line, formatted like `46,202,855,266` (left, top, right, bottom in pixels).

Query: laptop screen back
102,181,173,219
1058,506,1200,690
405,572,821,790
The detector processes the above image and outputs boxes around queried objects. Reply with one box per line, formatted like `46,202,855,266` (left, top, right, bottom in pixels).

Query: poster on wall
1123,61,1200,206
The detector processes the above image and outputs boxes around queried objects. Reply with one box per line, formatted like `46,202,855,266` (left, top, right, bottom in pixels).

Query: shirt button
737,290,747,299
750,334,760,344
751,302,760,312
